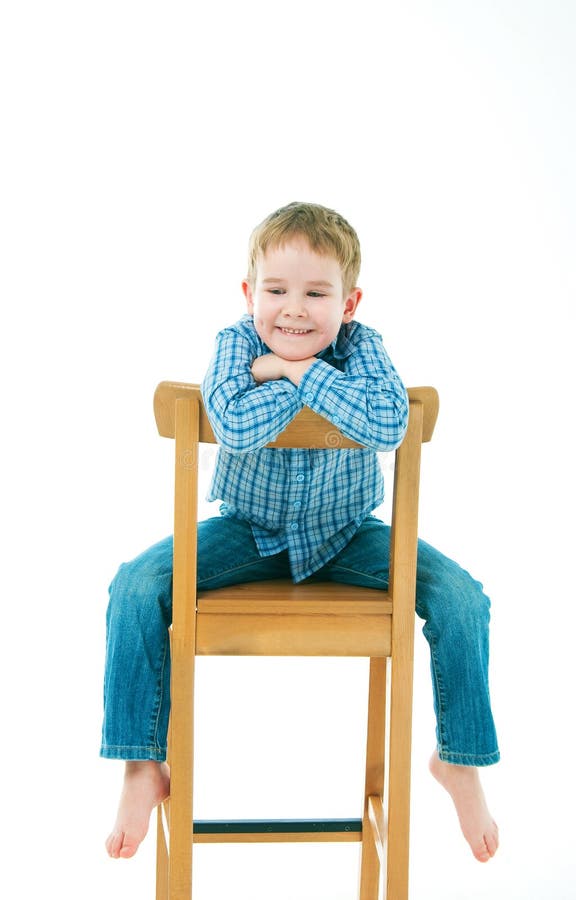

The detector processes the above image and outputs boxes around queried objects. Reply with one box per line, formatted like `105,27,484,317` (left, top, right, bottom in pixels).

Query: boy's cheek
252,317,269,344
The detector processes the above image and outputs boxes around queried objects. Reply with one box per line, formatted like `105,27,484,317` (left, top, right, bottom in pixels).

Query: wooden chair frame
153,381,439,900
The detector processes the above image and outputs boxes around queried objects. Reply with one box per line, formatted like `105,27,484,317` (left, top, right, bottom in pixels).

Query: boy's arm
251,353,314,387
293,327,409,452
201,326,303,452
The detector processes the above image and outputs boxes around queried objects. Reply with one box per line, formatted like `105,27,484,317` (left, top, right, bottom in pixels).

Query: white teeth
281,328,310,334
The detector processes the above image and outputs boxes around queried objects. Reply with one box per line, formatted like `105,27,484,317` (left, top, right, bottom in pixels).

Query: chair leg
160,624,196,898
385,650,414,900
167,394,199,898
166,648,196,899
156,802,169,900
359,658,387,900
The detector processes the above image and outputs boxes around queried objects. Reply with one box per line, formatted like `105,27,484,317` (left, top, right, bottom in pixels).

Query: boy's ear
242,280,254,314
342,288,362,323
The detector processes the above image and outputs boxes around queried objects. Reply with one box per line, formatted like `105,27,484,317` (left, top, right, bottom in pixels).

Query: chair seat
196,579,393,657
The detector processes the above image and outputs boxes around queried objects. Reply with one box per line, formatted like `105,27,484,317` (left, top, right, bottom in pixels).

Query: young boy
103,202,499,864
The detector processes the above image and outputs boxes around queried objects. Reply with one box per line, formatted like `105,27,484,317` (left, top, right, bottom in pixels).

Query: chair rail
154,381,439,444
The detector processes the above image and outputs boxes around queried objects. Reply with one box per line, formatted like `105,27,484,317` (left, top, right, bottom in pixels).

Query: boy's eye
265,288,325,298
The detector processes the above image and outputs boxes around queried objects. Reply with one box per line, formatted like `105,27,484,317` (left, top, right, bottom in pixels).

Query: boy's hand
251,353,316,386
251,353,286,384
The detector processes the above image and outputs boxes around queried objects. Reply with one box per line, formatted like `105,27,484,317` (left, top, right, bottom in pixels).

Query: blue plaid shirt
201,315,408,581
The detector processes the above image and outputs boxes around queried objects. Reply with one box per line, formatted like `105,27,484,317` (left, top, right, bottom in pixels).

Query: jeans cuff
437,746,500,767
100,744,167,761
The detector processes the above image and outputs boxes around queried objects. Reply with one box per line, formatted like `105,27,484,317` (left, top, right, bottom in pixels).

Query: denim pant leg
101,536,174,760
318,516,500,766
101,518,291,761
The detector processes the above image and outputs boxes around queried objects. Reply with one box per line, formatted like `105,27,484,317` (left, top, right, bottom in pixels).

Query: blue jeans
100,515,499,766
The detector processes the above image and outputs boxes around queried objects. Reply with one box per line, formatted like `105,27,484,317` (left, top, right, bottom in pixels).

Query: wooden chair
153,381,439,900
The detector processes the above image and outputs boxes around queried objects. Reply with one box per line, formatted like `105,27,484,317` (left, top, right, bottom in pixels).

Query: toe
118,838,139,859
106,828,141,859
484,821,499,857
471,824,499,862
474,845,491,863
105,831,124,859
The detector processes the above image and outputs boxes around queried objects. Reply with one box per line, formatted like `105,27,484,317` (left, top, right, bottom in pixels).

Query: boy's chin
274,347,320,362
269,336,328,362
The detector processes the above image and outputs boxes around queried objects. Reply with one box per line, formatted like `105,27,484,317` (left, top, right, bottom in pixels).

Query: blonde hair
247,201,361,295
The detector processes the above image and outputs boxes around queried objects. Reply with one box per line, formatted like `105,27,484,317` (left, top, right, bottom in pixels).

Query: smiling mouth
278,327,312,335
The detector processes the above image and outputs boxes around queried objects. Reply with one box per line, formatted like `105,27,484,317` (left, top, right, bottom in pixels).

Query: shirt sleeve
201,324,303,452
296,325,409,451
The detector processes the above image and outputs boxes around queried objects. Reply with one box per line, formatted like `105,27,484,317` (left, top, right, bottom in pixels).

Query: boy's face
242,239,362,361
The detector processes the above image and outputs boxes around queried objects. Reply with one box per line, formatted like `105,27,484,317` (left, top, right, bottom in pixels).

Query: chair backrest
154,381,439,446
154,381,439,603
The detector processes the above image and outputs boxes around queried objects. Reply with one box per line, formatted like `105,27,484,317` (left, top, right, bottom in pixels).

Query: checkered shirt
201,315,408,581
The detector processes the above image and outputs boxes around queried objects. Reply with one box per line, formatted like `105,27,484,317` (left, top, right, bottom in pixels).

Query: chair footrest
191,818,362,842
194,818,362,834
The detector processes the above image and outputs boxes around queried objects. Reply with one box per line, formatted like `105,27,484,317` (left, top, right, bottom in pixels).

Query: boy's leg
102,520,291,761
196,515,292,589
101,536,174,762
103,518,291,857
102,536,173,858
318,516,499,860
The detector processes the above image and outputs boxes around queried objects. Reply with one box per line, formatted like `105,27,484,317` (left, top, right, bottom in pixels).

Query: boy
103,202,499,864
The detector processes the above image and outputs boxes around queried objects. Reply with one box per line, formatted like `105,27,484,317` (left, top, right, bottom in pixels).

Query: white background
1,1,575,897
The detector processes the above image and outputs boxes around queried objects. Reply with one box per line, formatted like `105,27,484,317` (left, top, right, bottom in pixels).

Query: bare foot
105,761,170,859
429,750,499,862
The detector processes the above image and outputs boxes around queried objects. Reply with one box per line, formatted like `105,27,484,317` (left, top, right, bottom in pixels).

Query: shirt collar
318,323,355,361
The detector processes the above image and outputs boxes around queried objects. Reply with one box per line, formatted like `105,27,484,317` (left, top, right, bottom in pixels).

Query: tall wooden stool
153,382,439,900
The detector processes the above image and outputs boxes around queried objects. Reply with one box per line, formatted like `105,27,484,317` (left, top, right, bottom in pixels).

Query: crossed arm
202,323,408,454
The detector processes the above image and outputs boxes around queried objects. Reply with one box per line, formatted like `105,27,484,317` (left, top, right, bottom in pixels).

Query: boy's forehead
256,238,341,277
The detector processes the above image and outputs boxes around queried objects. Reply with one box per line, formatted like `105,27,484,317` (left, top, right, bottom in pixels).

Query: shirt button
304,391,314,402
296,473,305,483
293,501,302,510
290,522,299,531
333,415,341,425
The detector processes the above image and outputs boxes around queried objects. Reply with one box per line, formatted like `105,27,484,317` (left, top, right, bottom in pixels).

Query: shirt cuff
297,359,343,416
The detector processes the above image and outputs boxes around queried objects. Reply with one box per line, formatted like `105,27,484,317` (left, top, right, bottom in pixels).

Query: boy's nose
282,295,306,316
